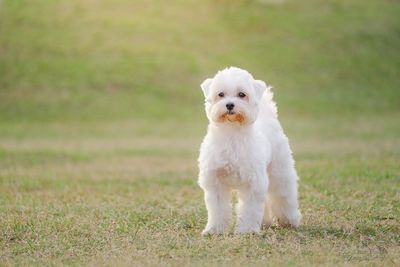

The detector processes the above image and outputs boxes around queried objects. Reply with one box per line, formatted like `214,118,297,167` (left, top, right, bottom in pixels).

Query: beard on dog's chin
219,112,246,124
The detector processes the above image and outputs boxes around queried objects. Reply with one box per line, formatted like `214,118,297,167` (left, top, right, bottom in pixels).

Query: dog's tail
262,86,278,118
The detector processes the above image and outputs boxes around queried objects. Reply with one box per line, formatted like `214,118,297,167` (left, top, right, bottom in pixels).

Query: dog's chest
199,127,271,187
214,164,244,187
211,140,259,186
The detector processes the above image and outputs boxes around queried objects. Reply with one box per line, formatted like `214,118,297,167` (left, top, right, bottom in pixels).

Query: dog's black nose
226,103,235,111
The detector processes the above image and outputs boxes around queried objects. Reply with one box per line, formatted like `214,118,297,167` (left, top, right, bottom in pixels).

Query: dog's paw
277,210,301,228
201,225,226,236
261,220,272,229
234,224,261,235
262,215,273,229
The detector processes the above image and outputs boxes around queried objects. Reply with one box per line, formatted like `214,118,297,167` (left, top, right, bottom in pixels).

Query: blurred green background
1,0,399,126
1,0,399,265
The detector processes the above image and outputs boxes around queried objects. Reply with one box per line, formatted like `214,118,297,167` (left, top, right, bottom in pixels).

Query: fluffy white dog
198,67,301,235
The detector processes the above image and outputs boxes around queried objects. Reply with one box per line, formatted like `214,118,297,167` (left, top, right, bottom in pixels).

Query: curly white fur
198,67,301,235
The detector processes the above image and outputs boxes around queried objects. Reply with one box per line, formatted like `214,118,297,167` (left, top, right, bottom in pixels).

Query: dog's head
200,67,268,126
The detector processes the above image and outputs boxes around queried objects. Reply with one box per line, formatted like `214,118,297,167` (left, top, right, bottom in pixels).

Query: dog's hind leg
262,199,273,228
267,135,301,227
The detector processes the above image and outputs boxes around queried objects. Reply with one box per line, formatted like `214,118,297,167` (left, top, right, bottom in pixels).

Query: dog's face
201,67,267,125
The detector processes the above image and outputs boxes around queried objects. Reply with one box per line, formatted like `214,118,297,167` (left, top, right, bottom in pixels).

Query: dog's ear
200,78,213,98
253,79,269,100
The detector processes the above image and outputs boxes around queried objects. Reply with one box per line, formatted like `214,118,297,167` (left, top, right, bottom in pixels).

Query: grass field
1,0,399,266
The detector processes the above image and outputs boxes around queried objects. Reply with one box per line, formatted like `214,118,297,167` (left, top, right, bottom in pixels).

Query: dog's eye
238,92,246,98
218,92,225,98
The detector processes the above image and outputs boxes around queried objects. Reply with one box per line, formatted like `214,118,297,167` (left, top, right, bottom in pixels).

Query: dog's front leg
201,181,232,236
235,175,268,234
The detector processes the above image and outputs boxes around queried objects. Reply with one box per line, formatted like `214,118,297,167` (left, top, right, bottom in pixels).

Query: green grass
0,0,399,266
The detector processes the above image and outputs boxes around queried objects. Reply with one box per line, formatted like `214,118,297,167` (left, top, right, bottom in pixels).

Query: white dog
198,67,301,235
